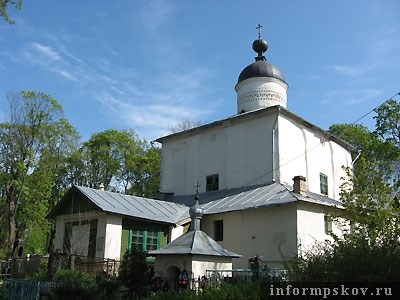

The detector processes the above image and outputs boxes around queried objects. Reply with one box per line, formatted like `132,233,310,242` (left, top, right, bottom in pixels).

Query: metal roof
170,183,343,215
51,186,189,225
149,229,241,257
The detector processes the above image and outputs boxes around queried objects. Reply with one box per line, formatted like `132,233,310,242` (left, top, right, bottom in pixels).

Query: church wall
201,204,298,269
296,202,347,253
277,114,352,200
159,113,276,195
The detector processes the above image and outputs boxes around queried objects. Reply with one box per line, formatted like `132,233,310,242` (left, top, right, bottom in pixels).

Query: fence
205,268,288,286
2,278,96,300
2,279,40,300
6,254,120,279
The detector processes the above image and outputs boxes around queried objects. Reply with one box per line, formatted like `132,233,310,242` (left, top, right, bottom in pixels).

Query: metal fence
4,254,120,279
2,278,96,300
2,279,40,300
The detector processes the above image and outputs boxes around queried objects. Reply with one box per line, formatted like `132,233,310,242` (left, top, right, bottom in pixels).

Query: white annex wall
170,225,184,242
296,202,347,253
153,254,232,280
103,214,122,260
191,256,233,279
201,204,298,269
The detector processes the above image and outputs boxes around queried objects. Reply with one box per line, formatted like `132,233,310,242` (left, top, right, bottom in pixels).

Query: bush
54,268,95,282
118,247,148,299
48,273,121,300
146,283,260,300
286,232,400,282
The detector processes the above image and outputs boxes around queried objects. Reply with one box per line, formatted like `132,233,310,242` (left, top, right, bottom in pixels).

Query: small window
320,173,328,195
214,220,223,241
324,215,332,235
130,230,160,251
206,174,219,192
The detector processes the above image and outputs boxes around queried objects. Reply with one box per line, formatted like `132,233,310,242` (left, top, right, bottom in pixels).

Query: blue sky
1,0,399,142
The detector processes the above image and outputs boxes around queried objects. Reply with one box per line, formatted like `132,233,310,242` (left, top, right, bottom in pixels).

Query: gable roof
149,229,241,257
48,185,189,225
170,183,343,215
154,105,355,152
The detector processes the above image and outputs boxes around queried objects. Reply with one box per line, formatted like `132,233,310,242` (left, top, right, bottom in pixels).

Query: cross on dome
256,23,263,39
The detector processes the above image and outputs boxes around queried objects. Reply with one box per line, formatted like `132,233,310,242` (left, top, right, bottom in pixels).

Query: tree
0,91,77,253
81,129,160,197
168,118,204,133
118,247,148,299
373,98,400,190
0,0,22,24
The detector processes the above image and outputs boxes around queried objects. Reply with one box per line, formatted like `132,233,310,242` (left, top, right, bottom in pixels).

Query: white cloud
31,43,61,61
140,0,174,32
329,64,372,78
320,88,382,106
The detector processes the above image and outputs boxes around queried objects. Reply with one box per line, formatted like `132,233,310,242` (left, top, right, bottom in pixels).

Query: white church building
154,27,353,269
49,27,354,272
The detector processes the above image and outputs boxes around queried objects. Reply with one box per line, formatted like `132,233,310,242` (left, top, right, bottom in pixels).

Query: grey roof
49,185,189,225
170,183,343,215
148,229,241,257
237,60,286,84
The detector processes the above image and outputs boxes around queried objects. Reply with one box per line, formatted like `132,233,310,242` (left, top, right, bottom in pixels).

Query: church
49,26,353,271
153,26,353,269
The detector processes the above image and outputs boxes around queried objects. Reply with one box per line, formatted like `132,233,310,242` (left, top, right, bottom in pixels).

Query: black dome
237,60,286,84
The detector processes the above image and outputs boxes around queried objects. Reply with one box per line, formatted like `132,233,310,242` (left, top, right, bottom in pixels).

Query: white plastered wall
277,114,352,200
201,204,298,269
159,113,276,195
103,214,122,260
296,201,347,254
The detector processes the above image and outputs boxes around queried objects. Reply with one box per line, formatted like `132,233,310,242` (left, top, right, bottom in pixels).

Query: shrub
54,268,95,282
285,232,400,282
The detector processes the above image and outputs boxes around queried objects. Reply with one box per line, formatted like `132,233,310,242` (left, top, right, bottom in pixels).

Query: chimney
293,176,307,196
99,184,105,191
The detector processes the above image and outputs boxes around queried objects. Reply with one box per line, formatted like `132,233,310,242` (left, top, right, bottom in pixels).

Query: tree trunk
7,198,16,250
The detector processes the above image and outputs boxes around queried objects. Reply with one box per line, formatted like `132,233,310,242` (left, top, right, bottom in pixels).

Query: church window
324,215,332,235
130,230,160,251
214,220,223,241
206,174,219,191
320,173,328,195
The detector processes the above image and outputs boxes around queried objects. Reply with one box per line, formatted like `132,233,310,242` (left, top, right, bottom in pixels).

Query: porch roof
149,229,241,257
170,183,343,215
48,185,189,225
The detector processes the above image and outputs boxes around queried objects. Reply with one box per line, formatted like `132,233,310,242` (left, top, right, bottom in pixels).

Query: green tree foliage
119,247,148,299
0,91,79,253
286,231,400,282
80,129,160,197
374,98,400,190
0,0,22,24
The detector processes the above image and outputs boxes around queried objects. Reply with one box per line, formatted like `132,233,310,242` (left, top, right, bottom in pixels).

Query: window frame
206,174,219,192
324,215,332,235
320,173,328,196
128,229,161,252
214,220,224,241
